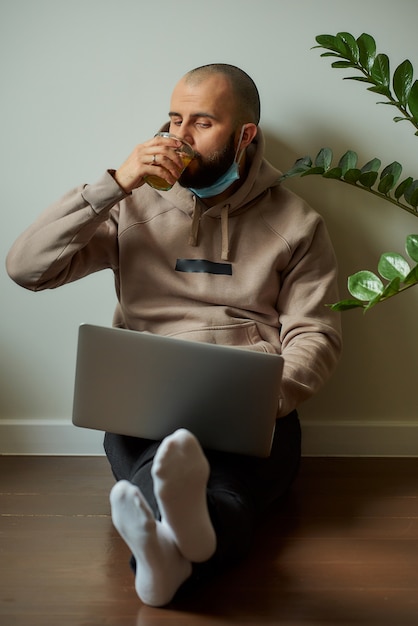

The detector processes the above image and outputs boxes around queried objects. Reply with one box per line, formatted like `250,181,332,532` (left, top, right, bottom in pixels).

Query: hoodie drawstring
221,204,230,261
188,201,230,262
188,202,202,248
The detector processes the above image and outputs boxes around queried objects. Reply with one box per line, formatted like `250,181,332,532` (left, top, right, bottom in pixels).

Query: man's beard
178,132,236,189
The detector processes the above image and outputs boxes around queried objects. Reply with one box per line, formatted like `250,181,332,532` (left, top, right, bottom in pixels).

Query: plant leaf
344,168,361,183
407,80,418,121
315,147,333,170
360,158,381,173
300,167,325,177
371,53,390,87
408,187,418,208
367,84,391,97
279,156,312,180
395,177,413,200
378,174,395,194
378,252,410,280
337,31,359,63
403,263,418,286
323,167,343,179
393,59,413,106
405,234,418,262
315,34,345,55
320,52,344,58
359,170,379,188
344,76,373,84
403,179,418,206
364,276,401,311
376,101,400,108
377,162,402,193
348,270,384,301
338,150,358,174
357,32,376,72
328,299,365,311
380,276,402,298
381,161,402,181
332,61,356,69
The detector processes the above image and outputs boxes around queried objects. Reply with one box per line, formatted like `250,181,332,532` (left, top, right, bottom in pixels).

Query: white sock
151,428,217,563
110,480,192,607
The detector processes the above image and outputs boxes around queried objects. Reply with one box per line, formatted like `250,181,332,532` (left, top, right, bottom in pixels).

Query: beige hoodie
6,129,342,417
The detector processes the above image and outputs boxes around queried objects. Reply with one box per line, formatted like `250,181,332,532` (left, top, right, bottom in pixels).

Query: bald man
7,64,342,606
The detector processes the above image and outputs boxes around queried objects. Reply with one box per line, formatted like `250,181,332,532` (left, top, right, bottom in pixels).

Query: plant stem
334,177,418,218
377,280,417,304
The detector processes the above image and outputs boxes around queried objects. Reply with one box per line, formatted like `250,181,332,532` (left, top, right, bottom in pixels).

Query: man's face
168,74,240,189
177,131,236,188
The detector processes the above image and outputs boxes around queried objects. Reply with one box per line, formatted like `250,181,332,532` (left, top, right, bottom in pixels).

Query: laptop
72,324,283,457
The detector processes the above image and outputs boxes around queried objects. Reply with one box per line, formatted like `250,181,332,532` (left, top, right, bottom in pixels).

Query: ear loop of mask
234,125,246,165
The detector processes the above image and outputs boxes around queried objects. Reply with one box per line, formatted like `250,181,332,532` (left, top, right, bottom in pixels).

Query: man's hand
114,136,185,193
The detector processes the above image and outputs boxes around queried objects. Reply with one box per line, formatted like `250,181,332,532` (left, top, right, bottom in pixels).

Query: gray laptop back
72,324,283,457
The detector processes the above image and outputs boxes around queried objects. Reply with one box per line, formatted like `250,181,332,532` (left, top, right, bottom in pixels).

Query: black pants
104,410,301,575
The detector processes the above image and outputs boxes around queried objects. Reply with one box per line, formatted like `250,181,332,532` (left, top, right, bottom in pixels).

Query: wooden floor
1,456,418,626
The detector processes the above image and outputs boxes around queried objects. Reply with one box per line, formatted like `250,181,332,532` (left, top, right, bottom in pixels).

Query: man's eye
197,123,211,129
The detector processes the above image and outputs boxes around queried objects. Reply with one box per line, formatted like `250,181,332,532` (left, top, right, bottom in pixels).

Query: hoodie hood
157,126,282,260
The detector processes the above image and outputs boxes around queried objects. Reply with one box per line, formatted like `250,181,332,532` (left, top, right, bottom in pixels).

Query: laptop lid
72,324,283,457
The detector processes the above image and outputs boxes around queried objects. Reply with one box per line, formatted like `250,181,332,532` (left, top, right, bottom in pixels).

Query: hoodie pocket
169,321,277,354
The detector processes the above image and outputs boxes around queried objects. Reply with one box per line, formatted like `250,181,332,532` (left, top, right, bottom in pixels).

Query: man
6,64,342,607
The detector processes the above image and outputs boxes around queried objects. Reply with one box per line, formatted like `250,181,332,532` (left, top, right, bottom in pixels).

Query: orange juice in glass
144,132,195,191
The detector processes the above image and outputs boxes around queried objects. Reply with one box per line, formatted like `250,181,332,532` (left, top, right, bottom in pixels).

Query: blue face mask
189,126,246,199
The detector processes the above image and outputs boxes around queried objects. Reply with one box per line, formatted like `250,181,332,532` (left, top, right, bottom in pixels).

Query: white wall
1,0,418,455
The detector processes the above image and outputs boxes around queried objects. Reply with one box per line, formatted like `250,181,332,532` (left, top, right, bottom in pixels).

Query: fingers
147,137,184,171
114,138,185,193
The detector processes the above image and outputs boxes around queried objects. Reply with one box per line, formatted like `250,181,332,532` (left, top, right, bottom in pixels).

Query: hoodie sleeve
6,171,128,291
275,206,342,417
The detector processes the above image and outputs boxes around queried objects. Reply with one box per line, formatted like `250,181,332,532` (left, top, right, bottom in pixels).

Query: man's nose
175,125,194,147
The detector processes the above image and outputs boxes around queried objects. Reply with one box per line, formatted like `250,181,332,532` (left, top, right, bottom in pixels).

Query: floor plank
1,456,417,625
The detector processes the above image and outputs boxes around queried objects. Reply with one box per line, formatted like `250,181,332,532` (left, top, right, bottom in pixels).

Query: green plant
280,32,418,311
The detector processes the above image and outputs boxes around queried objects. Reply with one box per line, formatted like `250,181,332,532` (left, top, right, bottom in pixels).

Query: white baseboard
0,418,418,456
0,419,105,456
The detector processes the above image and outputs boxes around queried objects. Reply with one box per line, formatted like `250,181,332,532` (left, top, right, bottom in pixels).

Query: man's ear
240,123,258,149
